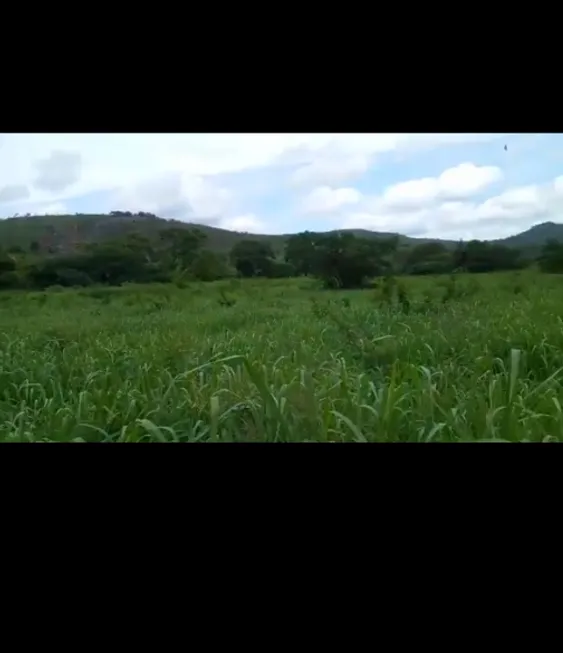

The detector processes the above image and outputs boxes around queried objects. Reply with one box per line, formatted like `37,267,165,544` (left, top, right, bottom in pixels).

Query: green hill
0,212,451,255
0,212,561,256
494,221,563,248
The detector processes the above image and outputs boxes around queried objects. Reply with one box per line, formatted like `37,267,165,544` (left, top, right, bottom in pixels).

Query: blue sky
0,133,562,240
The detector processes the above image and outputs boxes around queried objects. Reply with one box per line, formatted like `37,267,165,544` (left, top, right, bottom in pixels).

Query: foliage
5,213,563,442
538,239,563,273
158,227,205,269
2,212,563,261
285,230,527,287
0,272,20,289
284,231,318,275
0,251,19,289
284,231,398,289
453,240,524,273
1,273,563,441
0,252,16,274
230,240,276,277
1,213,563,294
403,242,452,275
191,250,231,282
5,227,231,289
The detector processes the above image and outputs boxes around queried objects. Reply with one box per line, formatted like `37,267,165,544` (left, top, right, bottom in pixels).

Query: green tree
454,240,524,273
488,244,524,271
230,240,276,277
404,242,453,275
284,231,318,276
0,251,18,289
311,233,396,289
0,272,20,289
124,233,155,260
538,239,563,273
159,227,206,269
191,250,230,281
268,260,296,278
0,252,16,274
26,238,170,289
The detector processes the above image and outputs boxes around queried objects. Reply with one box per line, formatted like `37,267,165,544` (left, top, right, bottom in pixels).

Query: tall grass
0,272,562,441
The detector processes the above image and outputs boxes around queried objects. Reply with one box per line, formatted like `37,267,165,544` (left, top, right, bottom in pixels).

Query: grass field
1,272,563,442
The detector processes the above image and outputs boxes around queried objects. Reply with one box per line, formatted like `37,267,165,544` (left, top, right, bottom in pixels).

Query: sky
0,132,562,240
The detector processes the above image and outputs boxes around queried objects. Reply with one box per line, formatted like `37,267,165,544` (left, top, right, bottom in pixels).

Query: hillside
0,213,279,254
494,221,563,248
0,212,451,255
0,212,561,255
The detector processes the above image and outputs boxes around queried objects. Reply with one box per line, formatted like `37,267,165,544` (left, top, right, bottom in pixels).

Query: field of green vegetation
1,271,563,442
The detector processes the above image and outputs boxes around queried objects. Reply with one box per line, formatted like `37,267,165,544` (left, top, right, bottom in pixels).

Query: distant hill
0,212,561,256
494,221,563,248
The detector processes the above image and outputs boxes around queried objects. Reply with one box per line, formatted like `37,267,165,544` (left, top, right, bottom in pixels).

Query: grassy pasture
1,272,563,442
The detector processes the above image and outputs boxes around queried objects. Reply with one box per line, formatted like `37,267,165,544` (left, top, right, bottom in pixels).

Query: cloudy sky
0,133,561,239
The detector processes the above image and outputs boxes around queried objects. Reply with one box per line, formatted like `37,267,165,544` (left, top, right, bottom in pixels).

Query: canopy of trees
0,227,232,290
403,242,452,275
538,239,563,273
0,221,560,293
283,231,398,288
230,240,276,277
453,240,524,273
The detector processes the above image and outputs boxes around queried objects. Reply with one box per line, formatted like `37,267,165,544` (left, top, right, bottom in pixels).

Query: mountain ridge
1,213,562,254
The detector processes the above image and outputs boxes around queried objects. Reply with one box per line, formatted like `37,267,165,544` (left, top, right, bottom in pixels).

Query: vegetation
1,272,563,441
0,213,556,291
538,239,563,273
2,212,563,442
2,212,563,259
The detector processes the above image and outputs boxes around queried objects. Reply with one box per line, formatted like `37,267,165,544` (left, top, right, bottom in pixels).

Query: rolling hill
1,212,562,256
492,221,563,248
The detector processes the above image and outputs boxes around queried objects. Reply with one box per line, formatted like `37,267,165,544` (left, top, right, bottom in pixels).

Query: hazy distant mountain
494,221,563,248
0,212,561,255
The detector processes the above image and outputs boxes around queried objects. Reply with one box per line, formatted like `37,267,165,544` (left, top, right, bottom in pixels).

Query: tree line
230,232,563,288
1,226,563,291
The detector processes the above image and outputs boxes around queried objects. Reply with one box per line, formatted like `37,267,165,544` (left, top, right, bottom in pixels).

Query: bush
267,261,295,278
0,271,22,289
53,267,93,287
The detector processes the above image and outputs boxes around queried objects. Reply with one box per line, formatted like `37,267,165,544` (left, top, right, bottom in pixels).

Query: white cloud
291,154,370,188
554,175,563,193
33,150,82,192
0,184,29,203
31,202,67,216
0,133,535,241
341,172,563,240
0,133,504,207
294,163,504,232
300,186,362,214
219,213,266,233
114,172,235,222
381,163,502,209
439,163,502,196
288,136,505,189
